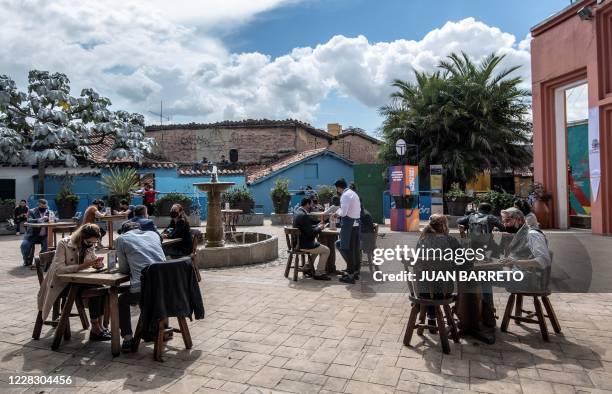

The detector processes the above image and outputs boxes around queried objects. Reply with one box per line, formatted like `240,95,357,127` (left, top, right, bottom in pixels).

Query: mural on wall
567,122,591,216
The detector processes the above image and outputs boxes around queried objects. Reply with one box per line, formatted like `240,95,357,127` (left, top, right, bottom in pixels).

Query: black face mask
83,241,95,248
505,225,519,234
170,211,179,218
38,207,47,212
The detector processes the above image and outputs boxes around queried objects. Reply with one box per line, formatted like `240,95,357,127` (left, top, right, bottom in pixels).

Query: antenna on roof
148,100,171,125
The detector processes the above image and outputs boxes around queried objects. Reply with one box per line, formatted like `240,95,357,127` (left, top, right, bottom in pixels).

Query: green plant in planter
222,186,255,214
0,198,16,221
270,178,291,214
445,183,466,201
316,185,335,205
54,174,80,219
155,192,192,216
473,190,516,216
98,168,139,209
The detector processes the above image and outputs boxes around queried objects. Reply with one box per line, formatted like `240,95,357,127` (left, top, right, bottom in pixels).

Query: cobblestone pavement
0,225,611,393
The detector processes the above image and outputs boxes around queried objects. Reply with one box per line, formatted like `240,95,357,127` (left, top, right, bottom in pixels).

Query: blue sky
1,0,575,133
223,0,569,134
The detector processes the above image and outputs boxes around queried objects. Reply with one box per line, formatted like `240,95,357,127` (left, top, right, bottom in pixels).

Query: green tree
379,52,532,187
0,70,154,194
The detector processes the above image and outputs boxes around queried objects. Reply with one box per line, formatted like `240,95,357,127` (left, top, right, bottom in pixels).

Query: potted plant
155,192,192,216
222,186,255,214
0,198,15,221
316,185,336,205
270,178,291,214
55,187,79,219
444,183,469,216
529,182,552,229
473,190,516,216
98,168,140,210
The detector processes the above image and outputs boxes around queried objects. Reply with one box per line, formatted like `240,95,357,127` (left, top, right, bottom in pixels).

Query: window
304,163,318,179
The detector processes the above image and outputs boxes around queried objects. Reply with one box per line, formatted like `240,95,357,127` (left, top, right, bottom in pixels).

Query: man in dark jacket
20,199,50,266
14,200,29,235
457,202,504,251
127,205,158,233
292,198,330,280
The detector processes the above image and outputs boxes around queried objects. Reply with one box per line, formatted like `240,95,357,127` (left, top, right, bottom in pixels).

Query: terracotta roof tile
246,147,329,184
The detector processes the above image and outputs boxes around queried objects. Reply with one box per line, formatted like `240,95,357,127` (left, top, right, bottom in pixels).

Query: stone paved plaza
0,224,611,393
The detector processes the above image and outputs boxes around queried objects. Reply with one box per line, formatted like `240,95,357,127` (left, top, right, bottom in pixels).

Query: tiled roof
146,118,332,140
87,134,175,168
177,166,244,176
246,148,351,184
336,129,382,144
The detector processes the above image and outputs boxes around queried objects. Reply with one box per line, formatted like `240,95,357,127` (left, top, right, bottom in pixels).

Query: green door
354,163,385,224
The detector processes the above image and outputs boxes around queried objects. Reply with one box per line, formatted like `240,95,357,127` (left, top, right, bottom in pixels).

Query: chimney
327,123,342,136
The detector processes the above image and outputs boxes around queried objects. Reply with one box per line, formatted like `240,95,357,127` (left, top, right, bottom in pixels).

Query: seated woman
162,204,193,258
37,223,111,341
413,214,462,329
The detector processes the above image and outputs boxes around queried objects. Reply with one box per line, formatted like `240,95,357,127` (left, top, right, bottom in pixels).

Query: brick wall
329,134,380,164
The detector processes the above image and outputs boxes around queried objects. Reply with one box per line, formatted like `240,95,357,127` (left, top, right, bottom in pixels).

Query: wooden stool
132,317,193,362
283,227,312,281
402,263,459,354
500,293,561,341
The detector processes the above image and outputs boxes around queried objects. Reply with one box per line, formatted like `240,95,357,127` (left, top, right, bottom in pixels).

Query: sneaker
339,275,355,284
90,330,112,342
16,232,20,236
122,338,133,352
313,274,331,281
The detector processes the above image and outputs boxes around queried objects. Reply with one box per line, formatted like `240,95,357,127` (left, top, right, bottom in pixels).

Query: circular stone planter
194,232,278,269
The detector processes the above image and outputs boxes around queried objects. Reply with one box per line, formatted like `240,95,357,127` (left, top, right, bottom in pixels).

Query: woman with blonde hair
37,223,111,341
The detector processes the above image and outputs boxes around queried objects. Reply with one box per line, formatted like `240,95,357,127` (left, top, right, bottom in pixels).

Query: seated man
116,221,167,351
500,207,552,293
116,199,135,219
292,198,331,280
127,205,158,233
20,199,50,266
14,199,29,235
457,202,504,252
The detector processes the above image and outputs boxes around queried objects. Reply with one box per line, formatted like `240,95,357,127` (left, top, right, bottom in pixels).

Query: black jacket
360,208,375,233
164,217,193,255
292,207,321,250
139,257,204,341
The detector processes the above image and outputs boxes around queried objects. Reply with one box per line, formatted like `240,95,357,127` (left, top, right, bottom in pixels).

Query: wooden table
55,270,130,357
318,228,340,274
455,260,505,344
24,221,78,249
98,214,128,250
221,209,242,232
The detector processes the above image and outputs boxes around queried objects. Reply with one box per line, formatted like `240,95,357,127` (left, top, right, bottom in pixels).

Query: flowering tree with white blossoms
0,70,155,194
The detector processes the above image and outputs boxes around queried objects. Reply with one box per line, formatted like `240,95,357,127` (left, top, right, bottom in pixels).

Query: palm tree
379,52,532,188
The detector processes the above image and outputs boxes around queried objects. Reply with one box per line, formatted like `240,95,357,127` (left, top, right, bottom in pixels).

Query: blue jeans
20,236,48,265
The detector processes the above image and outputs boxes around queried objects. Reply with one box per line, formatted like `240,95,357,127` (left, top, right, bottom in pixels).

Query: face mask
38,207,47,212
505,225,519,234
170,211,179,218
83,241,94,248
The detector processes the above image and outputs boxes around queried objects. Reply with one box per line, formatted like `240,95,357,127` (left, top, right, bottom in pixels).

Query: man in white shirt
332,178,361,284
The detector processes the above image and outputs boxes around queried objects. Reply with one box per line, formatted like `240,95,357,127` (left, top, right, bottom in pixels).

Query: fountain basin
194,232,278,269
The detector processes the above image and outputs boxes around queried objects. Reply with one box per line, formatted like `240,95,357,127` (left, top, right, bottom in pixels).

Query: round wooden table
221,209,243,233
24,221,78,249
318,228,340,274
98,214,128,250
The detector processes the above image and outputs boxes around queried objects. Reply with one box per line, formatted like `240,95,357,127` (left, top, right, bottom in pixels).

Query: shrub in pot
529,182,552,229
55,187,79,219
222,186,255,214
270,178,291,214
473,190,516,216
0,199,15,221
155,192,192,216
444,183,469,216
316,185,335,205
98,168,140,210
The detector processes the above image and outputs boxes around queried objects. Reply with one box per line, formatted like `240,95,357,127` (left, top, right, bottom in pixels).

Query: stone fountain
192,166,278,268
194,166,234,247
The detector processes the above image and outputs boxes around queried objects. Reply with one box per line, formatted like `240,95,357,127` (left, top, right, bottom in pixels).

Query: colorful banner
390,208,420,232
588,107,601,202
389,165,418,196
430,164,443,215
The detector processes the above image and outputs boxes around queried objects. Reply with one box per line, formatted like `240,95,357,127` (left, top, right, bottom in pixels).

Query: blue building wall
32,169,245,220
249,154,354,216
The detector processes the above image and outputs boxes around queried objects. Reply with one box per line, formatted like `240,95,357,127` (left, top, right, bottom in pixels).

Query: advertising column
389,165,420,232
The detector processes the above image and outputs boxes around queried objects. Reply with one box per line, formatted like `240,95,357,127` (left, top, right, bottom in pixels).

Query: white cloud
0,1,536,126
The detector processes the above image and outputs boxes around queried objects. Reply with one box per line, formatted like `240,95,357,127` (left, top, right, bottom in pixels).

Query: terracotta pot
533,200,550,229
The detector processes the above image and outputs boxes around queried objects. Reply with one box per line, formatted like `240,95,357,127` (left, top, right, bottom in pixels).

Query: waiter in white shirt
331,178,361,284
